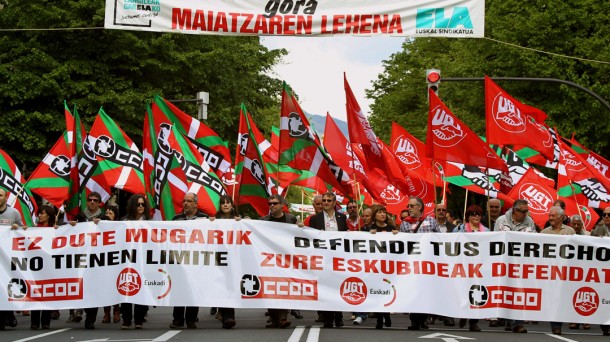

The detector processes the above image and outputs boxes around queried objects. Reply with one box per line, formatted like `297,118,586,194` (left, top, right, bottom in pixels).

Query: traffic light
426,69,441,96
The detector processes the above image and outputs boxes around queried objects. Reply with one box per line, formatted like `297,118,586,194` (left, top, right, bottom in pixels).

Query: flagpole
463,189,469,222
568,180,585,219
301,187,305,223
432,158,439,204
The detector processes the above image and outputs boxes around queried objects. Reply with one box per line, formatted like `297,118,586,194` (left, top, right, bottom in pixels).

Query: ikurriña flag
235,104,277,216
426,89,508,172
485,77,555,161
86,108,145,196
280,82,353,198
0,149,37,226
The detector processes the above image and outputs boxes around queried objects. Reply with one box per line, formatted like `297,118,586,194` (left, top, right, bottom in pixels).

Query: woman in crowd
120,195,151,330
369,204,396,329
213,195,240,329
451,204,485,332
102,205,121,324
29,205,57,330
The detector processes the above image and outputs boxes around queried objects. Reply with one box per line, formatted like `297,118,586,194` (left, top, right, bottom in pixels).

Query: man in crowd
259,194,297,329
309,192,347,328
570,215,587,235
170,193,208,329
400,196,440,330
482,198,502,231
0,188,21,330
494,199,534,333
303,195,323,227
435,203,455,233
541,206,575,335
346,200,362,231
69,192,109,329
591,207,610,237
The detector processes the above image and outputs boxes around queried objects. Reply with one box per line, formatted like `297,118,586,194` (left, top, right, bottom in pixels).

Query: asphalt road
1,307,606,342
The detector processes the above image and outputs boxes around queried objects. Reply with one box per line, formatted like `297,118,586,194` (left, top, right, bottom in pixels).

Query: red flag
562,197,599,232
280,83,353,198
427,90,508,172
344,75,409,192
507,168,557,228
570,135,610,180
485,77,555,161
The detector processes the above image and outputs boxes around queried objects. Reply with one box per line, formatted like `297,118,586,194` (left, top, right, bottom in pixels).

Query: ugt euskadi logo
240,274,317,300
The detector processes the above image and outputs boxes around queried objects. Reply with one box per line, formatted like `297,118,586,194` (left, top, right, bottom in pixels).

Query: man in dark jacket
308,192,347,328
170,193,208,329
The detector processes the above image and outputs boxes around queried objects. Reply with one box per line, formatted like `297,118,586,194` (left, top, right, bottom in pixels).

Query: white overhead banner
104,0,485,37
2,220,610,324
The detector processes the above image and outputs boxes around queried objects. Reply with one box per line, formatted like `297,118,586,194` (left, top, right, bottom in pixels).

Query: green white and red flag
556,138,610,208
280,82,354,198
0,149,37,226
143,104,227,219
562,198,599,232
150,96,232,176
569,135,610,181
86,108,145,196
485,77,555,161
25,130,72,209
235,104,277,216
514,127,560,169
443,161,513,204
427,90,508,172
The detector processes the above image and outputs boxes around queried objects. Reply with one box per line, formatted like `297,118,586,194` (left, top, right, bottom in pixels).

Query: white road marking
287,326,306,342
12,328,72,342
305,326,320,342
152,330,182,341
546,333,580,342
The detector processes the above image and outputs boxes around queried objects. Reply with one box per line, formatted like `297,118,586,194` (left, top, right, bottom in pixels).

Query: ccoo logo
573,287,598,316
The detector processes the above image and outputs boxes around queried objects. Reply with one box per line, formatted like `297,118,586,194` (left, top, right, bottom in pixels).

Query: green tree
368,0,610,157
0,0,286,173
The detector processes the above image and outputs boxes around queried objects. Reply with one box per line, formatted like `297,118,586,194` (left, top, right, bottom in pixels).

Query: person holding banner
308,192,347,328
120,194,151,330
591,207,610,238
351,207,373,326
212,195,239,329
170,192,208,330
368,204,396,329
260,194,297,329
451,204,484,332
346,200,363,231
68,191,109,329
102,205,121,324
399,196,440,331
493,199,534,333
28,205,57,330
303,195,323,227
0,188,22,330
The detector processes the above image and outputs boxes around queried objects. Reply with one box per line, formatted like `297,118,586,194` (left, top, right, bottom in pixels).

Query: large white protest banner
1,219,609,324
104,0,484,38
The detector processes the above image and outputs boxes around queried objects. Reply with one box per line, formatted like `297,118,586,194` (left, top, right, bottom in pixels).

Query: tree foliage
367,0,610,157
0,0,286,173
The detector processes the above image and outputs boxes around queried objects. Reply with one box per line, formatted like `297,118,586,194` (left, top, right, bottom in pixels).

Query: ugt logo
416,7,473,29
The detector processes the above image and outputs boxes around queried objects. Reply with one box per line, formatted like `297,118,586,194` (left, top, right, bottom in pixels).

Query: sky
260,36,405,122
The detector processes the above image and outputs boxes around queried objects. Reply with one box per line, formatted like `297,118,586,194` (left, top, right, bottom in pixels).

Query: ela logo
416,7,473,29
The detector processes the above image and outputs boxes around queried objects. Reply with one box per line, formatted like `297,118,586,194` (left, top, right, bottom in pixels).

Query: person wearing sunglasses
434,203,455,233
590,207,610,238
494,199,535,233
308,192,348,328
120,194,152,331
68,191,110,329
169,193,208,330
259,194,297,329
345,200,362,231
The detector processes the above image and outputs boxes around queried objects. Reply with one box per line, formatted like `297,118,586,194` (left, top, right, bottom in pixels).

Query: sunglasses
137,202,146,207
87,198,99,203
408,204,419,208
322,199,334,203
603,213,610,217
515,208,529,214
268,202,280,206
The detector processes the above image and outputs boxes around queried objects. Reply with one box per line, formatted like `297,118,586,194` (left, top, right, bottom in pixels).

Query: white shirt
323,211,338,231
